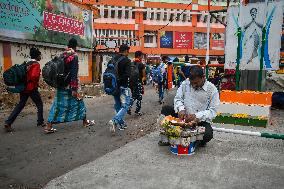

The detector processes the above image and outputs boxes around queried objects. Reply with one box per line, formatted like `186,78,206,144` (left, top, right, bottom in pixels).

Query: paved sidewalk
44,123,284,189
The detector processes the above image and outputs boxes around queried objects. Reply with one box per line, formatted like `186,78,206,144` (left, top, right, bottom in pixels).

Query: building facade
92,0,239,61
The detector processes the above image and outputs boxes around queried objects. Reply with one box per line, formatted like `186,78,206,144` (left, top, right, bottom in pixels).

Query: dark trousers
5,90,44,126
130,82,143,113
198,122,213,144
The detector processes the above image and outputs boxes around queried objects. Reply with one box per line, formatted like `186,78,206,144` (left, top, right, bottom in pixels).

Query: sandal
44,128,57,134
4,124,14,133
83,120,95,127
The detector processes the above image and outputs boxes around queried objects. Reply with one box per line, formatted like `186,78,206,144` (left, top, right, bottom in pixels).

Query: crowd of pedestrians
2,42,220,148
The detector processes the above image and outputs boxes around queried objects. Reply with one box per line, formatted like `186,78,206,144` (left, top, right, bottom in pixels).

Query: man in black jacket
108,44,132,134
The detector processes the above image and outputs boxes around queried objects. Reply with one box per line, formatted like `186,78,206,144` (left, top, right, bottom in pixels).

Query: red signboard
212,33,225,50
43,11,85,36
212,40,225,50
174,32,192,49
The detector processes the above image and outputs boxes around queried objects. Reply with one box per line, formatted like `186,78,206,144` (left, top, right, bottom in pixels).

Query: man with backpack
128,51,146,116
106,44,132,134
4,47,45,132
43,38,93,134
152,56,168,104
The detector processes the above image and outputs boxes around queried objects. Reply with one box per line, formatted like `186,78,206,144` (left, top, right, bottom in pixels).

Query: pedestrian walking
107,44,132,134
176,66,186,87
44,38,94,134
152,56,168,104
4,47,45,132
128,51,146,116
145,63,151,85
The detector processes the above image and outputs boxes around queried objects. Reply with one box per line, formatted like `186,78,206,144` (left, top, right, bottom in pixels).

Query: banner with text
160,31,173,48
174,32,192,49
212,33,225,50
0,0,93,49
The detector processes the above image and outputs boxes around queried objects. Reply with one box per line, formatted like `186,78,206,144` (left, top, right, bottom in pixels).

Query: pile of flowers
159,116,206,147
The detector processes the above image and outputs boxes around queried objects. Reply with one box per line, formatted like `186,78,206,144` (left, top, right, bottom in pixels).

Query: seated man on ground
159,65,220,147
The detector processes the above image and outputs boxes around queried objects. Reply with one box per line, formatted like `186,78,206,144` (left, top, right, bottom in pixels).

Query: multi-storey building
92,0,239,61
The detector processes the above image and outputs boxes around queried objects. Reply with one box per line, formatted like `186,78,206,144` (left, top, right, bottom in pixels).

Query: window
125,10,129,19
118,10,122,19
143,12,147,20
111,10,115,18
188,14,191,22
210,16,213,23
132,11,135,19
157,13,161,21
215,16,219,23
169,13,175,21
150,12,154,20
203,15,208,23
197,14,201,22
104,9,108,18
163,12,168,21
145,35,154,43
182,14,187,22
176,13,180,21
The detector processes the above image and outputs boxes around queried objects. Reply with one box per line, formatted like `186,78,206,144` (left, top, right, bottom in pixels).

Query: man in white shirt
174,65,220,146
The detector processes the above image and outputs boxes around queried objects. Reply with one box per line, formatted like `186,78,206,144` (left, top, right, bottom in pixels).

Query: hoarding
194,32,207,49
212,33,225,50
0,0,93,49
174,32,192,49
225,2,283,70
160,31,173,48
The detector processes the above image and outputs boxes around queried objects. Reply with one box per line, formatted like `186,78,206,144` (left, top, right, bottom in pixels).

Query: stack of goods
213,90,272,127
160,116,206,156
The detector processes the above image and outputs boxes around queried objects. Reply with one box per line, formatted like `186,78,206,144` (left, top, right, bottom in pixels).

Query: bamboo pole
213,127,284,140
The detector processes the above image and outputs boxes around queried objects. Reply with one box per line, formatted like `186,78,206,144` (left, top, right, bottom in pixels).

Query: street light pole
205,0,211,79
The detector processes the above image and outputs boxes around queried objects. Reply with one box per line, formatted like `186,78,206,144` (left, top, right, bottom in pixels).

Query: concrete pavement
44,124,284,189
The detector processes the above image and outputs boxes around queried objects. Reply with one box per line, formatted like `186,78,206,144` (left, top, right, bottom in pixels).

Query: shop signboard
0,0,93,49
174,31,192,49
212,33,225,50
160,31,173,48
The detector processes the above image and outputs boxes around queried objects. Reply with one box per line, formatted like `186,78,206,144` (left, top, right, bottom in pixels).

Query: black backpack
42,55,70,89
3,61,34,93
103,56,124,95
130,61,140,83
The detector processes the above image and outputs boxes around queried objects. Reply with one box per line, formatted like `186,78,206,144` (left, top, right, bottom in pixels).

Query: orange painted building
91,0,238,60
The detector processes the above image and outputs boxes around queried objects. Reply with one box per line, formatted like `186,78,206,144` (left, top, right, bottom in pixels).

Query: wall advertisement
160,31,173,48
212,33,225,50
225,2,283,70
174,32,192,49
0,0,93,49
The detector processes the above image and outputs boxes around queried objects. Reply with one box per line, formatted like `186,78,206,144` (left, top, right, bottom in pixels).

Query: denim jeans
158,83,164,101
6,89,44,126
113,87,131,126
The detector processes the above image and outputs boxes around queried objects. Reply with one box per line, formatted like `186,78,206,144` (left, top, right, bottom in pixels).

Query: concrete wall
0,42,93,83
0,43,3,74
